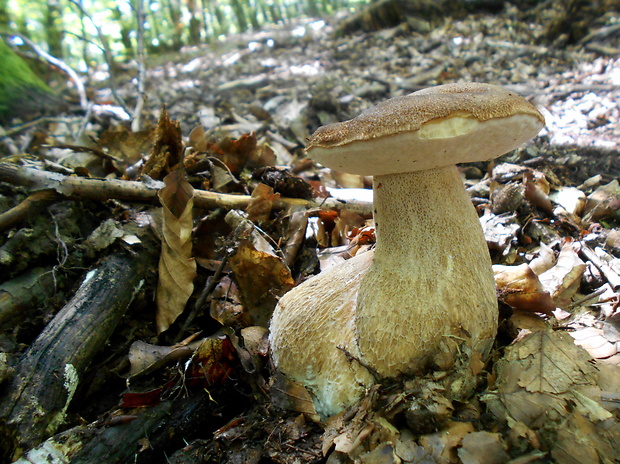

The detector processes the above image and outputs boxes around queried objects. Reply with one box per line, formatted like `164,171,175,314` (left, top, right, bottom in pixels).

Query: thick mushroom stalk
269,83,545,417
356,165,497,377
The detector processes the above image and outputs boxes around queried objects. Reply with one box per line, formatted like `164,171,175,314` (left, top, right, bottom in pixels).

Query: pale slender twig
0,162,374,215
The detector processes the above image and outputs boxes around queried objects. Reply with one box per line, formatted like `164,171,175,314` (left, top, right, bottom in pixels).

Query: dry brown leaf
245,183,280,223
208,133,258,175
551,411,620,464
186,336,237,386
156,169,197,333
187,125,208,153
269,370,318,417
228,239,294,327
142,107,184,179
528,242,557,275
127,340,199,378
418,421,474,464
210,276,245,326
483,329,612,430
582,179,620,223
457,431,509,464
357,442,400,464
493,263,556,315
538,242,586,306
98,125,155,175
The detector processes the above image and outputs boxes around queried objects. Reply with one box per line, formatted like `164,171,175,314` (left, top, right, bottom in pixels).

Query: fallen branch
14,393,225,464
0,252,147,460
0,162,373,216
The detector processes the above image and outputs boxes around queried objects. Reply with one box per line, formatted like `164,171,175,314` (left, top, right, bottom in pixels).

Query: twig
0,190,59,231
0,162,374,215
46,144,121,162
579,245,620,291
566,286,609,310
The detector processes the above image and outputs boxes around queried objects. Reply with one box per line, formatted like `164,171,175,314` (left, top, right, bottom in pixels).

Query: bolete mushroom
269,83,545,417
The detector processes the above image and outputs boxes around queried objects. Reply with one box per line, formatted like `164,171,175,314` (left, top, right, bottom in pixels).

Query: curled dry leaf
523,171,553,215
527,242,556,275
245,182,280,223
156,169,197,333
549,186,586,216
210,276,244,326
224,326,269,374
142,107,184,180
582,179,620,223
269,370,318,417
187,125,208,153
493,263,556,315
538,241,586,307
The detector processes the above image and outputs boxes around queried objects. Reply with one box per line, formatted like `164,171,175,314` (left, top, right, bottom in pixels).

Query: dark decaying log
14,393,228,464
0,252,145,461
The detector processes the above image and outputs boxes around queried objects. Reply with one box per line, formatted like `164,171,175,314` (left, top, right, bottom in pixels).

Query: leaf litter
0,5,620,464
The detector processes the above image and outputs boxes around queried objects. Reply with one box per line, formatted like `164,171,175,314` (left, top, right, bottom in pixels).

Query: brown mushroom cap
307,83,545,176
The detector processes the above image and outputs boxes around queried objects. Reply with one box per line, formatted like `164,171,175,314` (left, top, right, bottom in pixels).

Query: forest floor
1,3,620,463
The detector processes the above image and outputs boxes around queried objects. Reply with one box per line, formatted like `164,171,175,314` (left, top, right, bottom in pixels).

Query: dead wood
0,190,58,231
15,393,230,464
0,162,373,216
0,252,147,461
0,266,55,329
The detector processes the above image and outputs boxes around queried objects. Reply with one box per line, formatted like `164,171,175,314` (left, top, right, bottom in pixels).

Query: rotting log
0,252,146,461
0,162,373,217
13,393,226,464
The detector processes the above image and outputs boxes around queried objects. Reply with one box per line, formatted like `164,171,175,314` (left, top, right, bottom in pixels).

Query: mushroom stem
356,165,498,377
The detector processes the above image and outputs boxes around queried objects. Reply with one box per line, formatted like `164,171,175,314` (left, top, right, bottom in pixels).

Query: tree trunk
44,0,64,59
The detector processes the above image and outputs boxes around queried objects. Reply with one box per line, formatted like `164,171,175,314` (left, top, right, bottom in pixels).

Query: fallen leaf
538,241,586,306
494,263,556,315
245,182,280,223
482,329,612,430
142,106,184,179
186,336,236,386
128,340,198,378
156,169,197,333
457,431,509,464
582,179,620,223
228,240,294,327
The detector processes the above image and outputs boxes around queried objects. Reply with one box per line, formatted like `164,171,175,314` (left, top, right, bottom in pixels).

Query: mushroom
269,83,545,417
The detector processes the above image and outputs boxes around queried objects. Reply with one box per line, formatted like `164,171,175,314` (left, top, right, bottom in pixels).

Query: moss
0,38,58,122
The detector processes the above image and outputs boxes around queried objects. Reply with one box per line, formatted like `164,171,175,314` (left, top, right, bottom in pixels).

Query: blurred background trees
0,0,370,72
